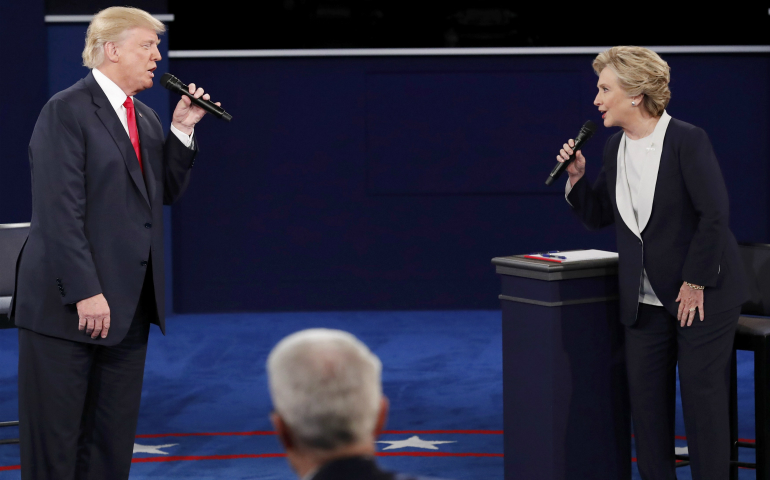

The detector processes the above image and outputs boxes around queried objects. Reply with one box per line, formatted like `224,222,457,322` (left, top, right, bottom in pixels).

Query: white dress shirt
92,68,193,148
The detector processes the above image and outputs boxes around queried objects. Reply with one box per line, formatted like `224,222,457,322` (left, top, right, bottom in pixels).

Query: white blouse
566,111,673,307
623,135,663,306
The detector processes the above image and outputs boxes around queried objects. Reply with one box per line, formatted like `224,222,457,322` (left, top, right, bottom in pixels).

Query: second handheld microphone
545,120,597,186
160,73,232,122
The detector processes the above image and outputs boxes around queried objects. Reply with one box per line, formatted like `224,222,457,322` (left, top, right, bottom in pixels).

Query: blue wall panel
170,54,769,312
662,55,770,241
5,29,767,313
0,0,47,223
366,70,583,194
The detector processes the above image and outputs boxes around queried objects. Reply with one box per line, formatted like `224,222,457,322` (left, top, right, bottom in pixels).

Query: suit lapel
135,102,157,207
615,134,642,240
636,111,672,232
85,73,151,209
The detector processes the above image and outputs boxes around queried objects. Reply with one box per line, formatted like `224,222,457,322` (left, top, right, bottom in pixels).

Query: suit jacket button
141,261,148,267
145,223,152,229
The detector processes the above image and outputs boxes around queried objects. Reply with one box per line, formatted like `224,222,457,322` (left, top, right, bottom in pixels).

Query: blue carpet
0,311,759,479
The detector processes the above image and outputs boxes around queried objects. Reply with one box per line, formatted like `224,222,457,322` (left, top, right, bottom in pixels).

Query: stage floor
0,310,759,479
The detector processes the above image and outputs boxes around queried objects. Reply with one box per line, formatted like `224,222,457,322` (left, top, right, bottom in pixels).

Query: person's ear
630,93,644,107
271,412,295,450
373,397,389,439
103,42,120,64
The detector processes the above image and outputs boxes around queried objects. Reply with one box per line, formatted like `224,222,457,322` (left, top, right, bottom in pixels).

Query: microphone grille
159,73,175,89
583,120,598,134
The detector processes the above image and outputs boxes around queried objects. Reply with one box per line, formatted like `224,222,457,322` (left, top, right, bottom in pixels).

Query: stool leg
756,341,770,480
730,348,739,480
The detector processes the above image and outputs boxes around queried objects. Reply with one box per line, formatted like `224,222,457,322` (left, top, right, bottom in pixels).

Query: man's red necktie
123,97,143,174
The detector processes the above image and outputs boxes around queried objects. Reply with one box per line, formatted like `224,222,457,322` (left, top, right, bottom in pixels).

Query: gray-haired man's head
267,328,387,461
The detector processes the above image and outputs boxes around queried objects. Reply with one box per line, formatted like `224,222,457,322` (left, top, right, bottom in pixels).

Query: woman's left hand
676,282,704,326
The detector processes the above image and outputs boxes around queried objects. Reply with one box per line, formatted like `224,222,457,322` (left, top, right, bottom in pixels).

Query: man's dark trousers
18,265,156,480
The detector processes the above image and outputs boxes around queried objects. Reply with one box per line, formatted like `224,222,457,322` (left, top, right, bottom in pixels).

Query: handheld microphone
545,120,597,185
160,73,232,122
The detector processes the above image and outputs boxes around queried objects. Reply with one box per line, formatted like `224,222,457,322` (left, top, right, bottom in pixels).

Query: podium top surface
492,252,619,281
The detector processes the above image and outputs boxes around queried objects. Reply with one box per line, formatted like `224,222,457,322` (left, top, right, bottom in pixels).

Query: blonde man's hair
82,7,165,69
593,46,671,117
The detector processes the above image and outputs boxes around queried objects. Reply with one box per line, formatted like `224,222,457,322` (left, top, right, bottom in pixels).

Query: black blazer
10,71,197,345
312,456,445,480
567,117,748,326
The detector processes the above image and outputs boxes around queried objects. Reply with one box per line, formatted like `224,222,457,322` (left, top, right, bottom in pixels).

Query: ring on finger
689,307,696,312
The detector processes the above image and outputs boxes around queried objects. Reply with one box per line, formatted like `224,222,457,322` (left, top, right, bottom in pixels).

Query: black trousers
626,303,740,480
17,272,155,480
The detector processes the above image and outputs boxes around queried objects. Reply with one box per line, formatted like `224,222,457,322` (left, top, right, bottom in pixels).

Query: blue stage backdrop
0,1,47,223
169,53,770,313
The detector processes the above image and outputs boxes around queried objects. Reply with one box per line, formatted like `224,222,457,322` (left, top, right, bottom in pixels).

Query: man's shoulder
49,77,91,106
39,78,94,123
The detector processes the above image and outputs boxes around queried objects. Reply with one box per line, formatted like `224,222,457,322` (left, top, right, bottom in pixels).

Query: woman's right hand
557,139,586,185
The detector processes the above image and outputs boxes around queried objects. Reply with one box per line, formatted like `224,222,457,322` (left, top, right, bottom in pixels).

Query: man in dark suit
267,329,448,480
10,7,221,479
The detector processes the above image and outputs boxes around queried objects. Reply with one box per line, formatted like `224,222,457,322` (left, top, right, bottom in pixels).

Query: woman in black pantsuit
557,46,748,480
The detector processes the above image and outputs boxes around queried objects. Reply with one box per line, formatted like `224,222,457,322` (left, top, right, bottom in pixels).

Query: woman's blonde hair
82,7,165,69
593,46,671,117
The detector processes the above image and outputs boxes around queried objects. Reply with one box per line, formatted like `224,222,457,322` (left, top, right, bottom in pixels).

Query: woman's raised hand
557,139,586,185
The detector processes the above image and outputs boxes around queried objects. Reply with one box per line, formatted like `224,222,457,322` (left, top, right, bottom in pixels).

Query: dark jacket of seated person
311,455,442,480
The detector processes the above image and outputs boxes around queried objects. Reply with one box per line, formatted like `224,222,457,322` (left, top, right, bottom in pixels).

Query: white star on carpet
133,443,179,455
675,446,689,455
376,435,456,450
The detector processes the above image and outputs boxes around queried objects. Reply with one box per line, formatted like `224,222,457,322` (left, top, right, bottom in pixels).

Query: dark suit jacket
311,456,446,480
567,117,748,326
10,71,197,345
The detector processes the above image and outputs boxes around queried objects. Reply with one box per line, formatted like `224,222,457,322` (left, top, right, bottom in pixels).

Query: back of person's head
267,328,383,452
82,6,165,69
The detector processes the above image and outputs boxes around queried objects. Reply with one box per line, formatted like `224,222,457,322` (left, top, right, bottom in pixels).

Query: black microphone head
580,120,598,137
159,73,177,90
574,120,598,146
